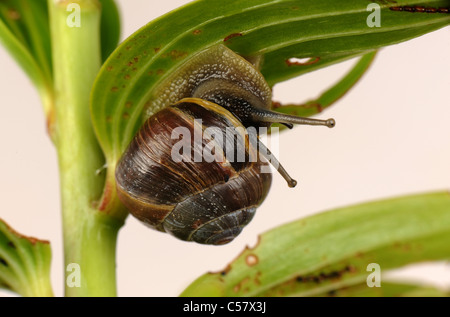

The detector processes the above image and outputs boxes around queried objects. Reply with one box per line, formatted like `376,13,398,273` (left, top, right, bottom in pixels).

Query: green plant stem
48,0,123,296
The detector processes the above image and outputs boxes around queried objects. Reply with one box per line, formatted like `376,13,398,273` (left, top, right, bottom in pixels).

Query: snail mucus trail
115,45,335,245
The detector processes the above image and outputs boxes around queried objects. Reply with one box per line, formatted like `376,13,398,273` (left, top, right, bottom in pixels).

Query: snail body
116,45,334,245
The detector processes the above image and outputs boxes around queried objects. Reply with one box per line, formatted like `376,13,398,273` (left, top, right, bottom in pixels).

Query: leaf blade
180,192,450,297
315,281,450,297
100,0,121,62
273,51,377,120
0,219,53,297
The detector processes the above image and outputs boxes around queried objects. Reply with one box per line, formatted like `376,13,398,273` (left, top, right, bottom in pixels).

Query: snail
115,45,335,245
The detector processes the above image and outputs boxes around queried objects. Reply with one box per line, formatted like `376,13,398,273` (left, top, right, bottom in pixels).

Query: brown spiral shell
116,98,272,245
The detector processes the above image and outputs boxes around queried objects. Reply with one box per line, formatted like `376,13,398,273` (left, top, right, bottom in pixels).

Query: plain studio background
0,1,449,297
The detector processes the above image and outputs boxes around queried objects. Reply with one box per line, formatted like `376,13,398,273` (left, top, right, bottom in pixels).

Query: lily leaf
273,50,377,125
0,0,120,138
0,0,53,123
180,192,450,297
0,219,53,297
100,0,121,62
89,0,449,212
0,0,52,81
316,281,450,297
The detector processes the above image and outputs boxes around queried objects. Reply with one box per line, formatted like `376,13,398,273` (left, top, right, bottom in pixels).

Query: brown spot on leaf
328,289,337,296
254,272,262,285
220,264,232,276
315,103,323,113
169,50,188,60
125,101,132,108
295,265,357,285
425,6,435,12
246,254,259,266
193,29,202,35
133,57,139,63
0,258,8,267
111,87,119,92
327,271,341,279
123,112,130,119
233,277,251,294
156,69,165,75
346,265,357,273
124,74,131,80
224,32,243,42
8,9,20,20
8,241,16,249
154,47,161,53
107,66,113,72
390,5,448,13
213,237,261,276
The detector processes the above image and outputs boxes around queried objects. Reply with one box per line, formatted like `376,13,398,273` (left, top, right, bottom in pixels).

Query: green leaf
0,219,53,297
100,0,121,62
0,0,52,81
316,281,450,297
273,50,377,124
180,192,450,297
0,0,120,139
0,0,54,127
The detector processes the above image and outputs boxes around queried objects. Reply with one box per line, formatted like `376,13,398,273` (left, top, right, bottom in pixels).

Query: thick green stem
48,0,123,296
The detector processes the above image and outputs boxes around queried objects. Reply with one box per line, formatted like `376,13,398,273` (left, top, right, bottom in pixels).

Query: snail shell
116,98,271,245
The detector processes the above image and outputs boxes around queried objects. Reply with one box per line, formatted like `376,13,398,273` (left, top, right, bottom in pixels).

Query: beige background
0,1,449,297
